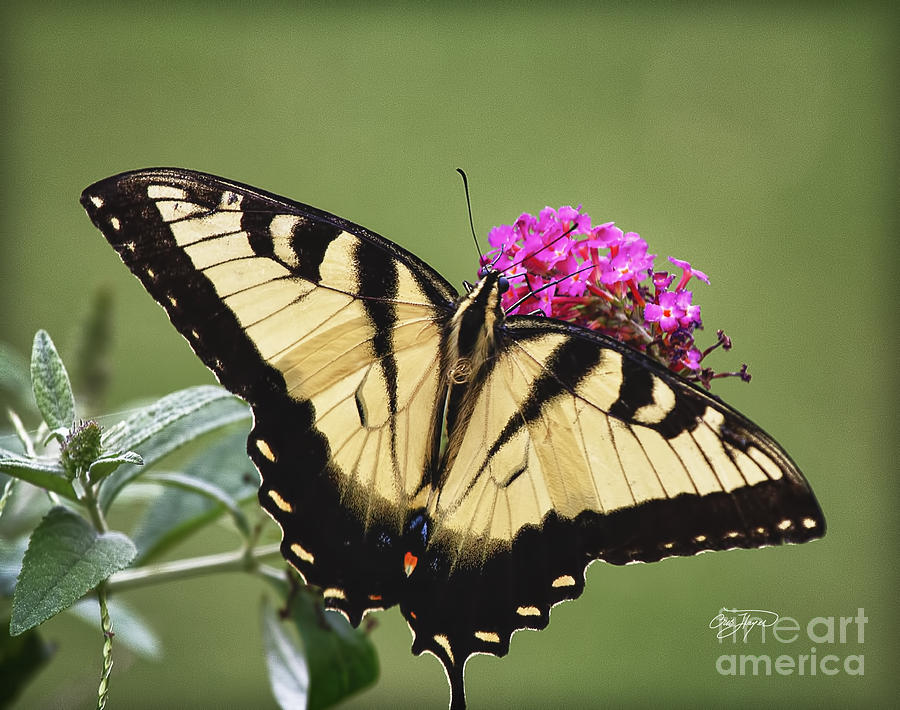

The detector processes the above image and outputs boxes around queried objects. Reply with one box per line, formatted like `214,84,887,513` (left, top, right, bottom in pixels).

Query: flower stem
79,473,109,534
96,582,113,710
77,469,114,707
106,543,283,593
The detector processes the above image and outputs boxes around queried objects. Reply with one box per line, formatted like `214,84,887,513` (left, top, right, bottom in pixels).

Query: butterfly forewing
81,169,458,623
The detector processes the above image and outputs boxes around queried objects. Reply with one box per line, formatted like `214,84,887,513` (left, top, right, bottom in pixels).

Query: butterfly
81,168,825,708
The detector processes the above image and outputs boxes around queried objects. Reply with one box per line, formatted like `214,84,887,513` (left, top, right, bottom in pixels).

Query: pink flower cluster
482,206,747,385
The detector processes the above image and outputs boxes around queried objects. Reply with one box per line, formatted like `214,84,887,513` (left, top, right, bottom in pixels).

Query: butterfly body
81,169,824,709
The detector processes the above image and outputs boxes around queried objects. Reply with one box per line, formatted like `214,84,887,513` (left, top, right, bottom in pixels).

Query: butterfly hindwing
400,316,824,694
438,317,822,554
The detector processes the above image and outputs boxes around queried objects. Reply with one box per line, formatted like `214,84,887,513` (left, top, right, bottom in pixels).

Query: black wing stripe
482,336,607,473
608,355,655,421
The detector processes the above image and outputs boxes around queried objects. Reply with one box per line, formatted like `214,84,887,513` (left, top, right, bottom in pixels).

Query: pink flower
586,222,623,249
476,204,746,388
668,257,710,289
556,254,589,297
675,291,701,328
653,271,675,290
681,347,703,370
488,223,515,250
644,291,684,332
601,237,655,285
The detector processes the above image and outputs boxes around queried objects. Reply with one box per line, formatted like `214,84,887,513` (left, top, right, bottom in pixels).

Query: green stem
79,471,109,534
0,476,16,517
78,469,113,707
8,408,36,456
106,543,283,593
96,581,113,710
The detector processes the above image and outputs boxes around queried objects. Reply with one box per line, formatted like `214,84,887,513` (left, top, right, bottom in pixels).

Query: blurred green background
2,4,896,709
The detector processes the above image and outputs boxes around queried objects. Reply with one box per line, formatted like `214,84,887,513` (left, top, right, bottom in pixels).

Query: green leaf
88,450,143,483
30,331,75,432
10,507,136,635
0,474,16,518
0,537,29,598
142,471,250,538
1,611,54,706
261,595,309,709
0,484,51,540
262,581,378,710
101,385,247,452
131,431,258,563
97,385,250,512
68,596,161,660
0,449,77,501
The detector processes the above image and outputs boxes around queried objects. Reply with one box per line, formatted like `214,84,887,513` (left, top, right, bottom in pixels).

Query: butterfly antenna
505,262,595,314
456,168,483,263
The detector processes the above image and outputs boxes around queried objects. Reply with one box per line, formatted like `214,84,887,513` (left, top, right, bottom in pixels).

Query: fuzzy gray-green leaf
88,451,143,483
261,595,310,709
30,331,75,432
10,507,136,635
131,430,257,563
68,597,161,659
0,450,76,501
98,386,250,512
141,471,250,538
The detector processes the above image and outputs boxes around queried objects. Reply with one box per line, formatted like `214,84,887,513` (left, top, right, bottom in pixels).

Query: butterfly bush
481,206,750,389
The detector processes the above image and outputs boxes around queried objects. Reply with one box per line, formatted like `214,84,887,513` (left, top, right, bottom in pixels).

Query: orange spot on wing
404,551,418,577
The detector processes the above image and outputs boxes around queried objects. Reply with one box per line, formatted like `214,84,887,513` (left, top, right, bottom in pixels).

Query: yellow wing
435,320,820,560
81,168,458,621
402,317,824,699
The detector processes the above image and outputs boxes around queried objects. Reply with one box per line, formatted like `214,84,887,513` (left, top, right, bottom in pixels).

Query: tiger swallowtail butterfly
81,168,825,708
